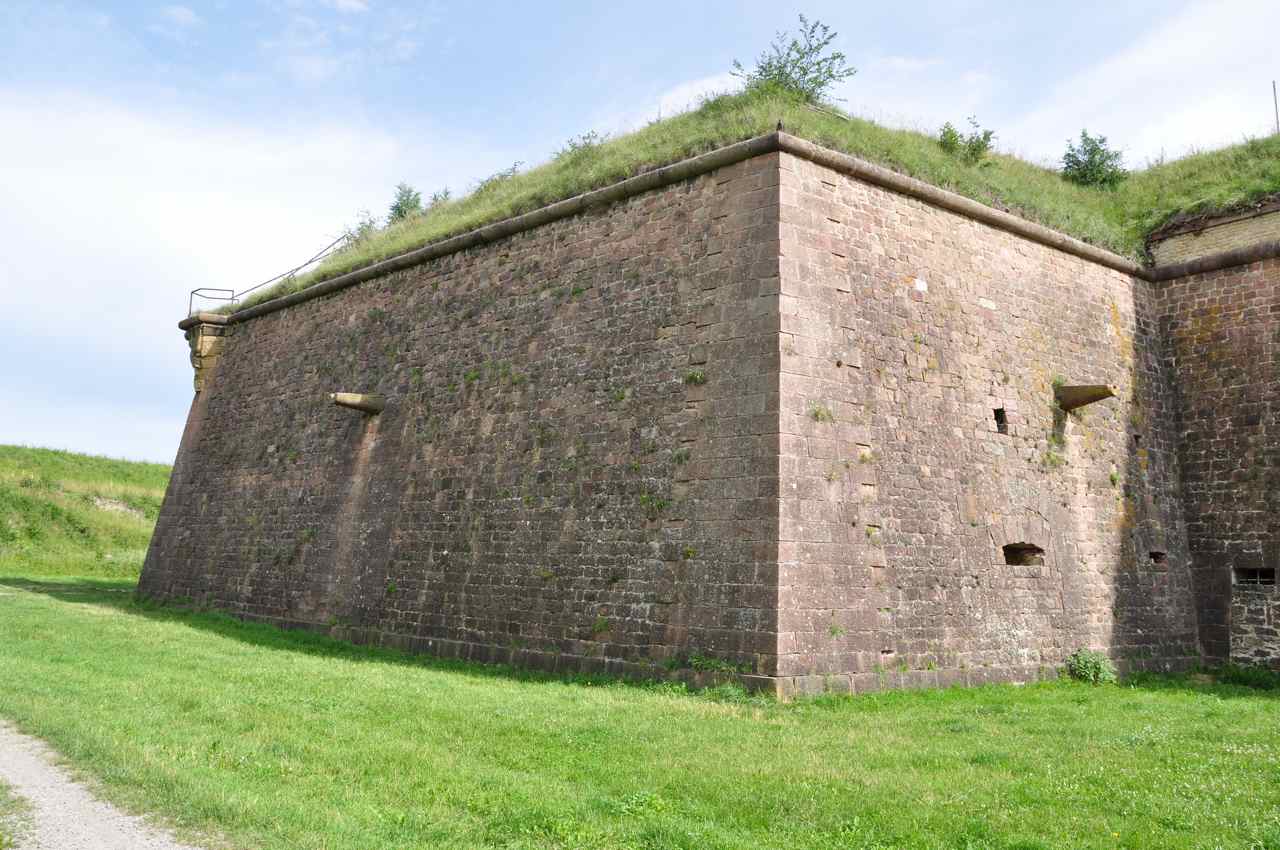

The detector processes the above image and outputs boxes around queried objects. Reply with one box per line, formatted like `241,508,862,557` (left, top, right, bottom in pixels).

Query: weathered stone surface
185,321,226,393
142,139,1280,692
143,153,786,681
1150,205,1280,265
1231,585,1280,669
1156,255,1280,664
773,152,1199,682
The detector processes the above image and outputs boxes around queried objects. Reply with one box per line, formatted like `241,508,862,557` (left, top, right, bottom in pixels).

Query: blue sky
1,0,1277,462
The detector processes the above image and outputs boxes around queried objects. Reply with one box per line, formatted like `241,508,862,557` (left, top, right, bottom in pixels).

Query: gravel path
0,722,205,850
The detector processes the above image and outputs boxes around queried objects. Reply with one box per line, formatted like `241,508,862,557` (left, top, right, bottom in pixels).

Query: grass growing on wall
0,576,1279,850
234,87,1280,312
0,445,170,578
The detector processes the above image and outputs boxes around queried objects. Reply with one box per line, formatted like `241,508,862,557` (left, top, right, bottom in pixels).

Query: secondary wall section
1159,257,1280,666
774,152,1201,691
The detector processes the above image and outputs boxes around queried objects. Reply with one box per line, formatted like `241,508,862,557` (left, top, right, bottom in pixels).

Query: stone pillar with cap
178,312,230,393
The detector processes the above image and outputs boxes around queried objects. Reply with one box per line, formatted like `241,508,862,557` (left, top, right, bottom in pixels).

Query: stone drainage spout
330,392,385,414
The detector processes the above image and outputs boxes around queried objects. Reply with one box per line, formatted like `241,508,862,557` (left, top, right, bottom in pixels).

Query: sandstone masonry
142,133,1280,692
1149,201,1280,265
1157,255,1280,667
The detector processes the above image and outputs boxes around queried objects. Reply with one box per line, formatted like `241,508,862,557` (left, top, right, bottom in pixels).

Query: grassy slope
238,89,1280,311
0,445,170,578
0,580,1277,850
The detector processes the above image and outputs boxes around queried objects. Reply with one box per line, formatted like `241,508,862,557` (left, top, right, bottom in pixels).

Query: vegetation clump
1064,648,1117,684
809,403,835,423
1062,130,1127,189
730,14,857,103
387,183,423,224
938,116,996,165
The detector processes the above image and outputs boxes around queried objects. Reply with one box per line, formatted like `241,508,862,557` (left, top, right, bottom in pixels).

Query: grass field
2,445,1279,849
0,577,1277,850
0,445,169,578
233,86,1280,311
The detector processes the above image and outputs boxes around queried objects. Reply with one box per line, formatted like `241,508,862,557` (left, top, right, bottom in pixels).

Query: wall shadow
0,576,760,699
6,576,1277,702
1121,669,1280,701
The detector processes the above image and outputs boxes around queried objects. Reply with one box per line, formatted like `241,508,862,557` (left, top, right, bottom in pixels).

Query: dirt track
0,722,205,850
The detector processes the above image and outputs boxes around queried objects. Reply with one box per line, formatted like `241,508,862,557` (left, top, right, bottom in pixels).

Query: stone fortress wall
142,134,1280,692
145,152,789,686
1156,251,1280,668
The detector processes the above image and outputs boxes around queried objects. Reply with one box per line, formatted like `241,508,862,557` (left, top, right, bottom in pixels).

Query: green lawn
0,575,1277,850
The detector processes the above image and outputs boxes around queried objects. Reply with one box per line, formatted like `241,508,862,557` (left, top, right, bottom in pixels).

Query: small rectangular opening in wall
1149,551,1168,566
1234,567,1277,586
1003,543,1044,566
993,408,1008,434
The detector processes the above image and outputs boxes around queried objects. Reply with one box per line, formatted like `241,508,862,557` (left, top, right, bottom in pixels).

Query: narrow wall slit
1003,543,1044,566
1234,567,1276,586
993,408,1008,434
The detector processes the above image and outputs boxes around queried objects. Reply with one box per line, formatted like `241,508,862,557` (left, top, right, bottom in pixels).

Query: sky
1,0,1277,463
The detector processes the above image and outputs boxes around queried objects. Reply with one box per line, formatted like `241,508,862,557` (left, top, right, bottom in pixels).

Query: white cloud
262,14,347,84
322,0,370,12
387,37,417,62
280,50,344,83
0,90,506,461
150,4,203,41
654,72,738,120
0,395,188,465
1003,0,1280,165
159,5,202,28
877,55,942,73
596,72,739,136
834,55,998,136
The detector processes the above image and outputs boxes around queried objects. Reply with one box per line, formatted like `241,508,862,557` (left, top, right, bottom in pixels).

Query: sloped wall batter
142,154,785,681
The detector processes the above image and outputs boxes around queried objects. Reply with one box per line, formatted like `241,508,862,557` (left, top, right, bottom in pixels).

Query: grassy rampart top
236,88,1280,311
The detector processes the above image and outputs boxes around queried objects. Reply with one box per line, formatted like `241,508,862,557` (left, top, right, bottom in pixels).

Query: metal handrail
188,288,235,316
186,234,348,316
